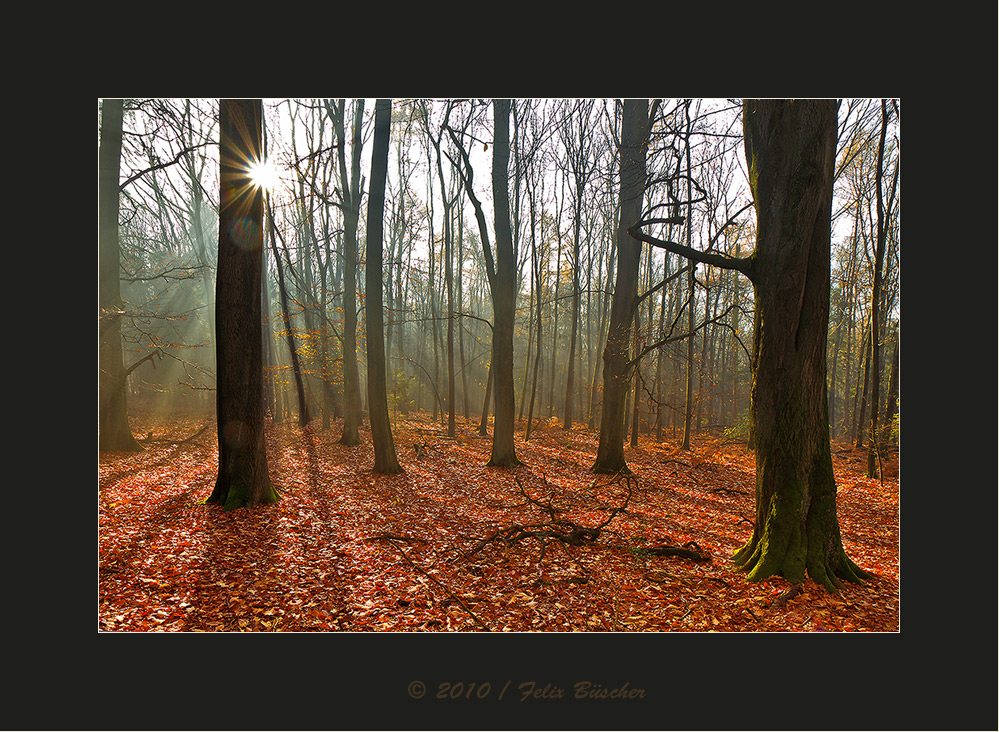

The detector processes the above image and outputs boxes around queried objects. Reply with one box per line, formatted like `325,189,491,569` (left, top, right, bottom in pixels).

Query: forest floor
98,409,899,632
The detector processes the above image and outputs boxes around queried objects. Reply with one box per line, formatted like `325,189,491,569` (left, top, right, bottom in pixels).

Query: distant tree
680,100,697,451
324,99,366,446
207,99,278,511
866,99,898,479
423,100,463,438
365,99,403,474
265,197,310,427
448,99,521,467
558,99,598,431
99,98,143,452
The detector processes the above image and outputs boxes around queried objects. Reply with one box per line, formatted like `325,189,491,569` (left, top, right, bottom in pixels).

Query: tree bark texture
208,98,278,511
365,100,403,474
593,99,648,474
487,99,522,467
733,99,869,591
98,98,143,452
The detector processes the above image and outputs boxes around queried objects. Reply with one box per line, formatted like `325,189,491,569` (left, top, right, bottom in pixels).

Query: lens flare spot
222,420,248,448
228,218,261,251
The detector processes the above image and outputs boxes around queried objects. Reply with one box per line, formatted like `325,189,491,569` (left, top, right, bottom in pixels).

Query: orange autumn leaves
99,411,899,632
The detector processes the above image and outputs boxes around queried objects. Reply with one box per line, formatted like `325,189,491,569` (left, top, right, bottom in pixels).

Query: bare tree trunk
681,104,695,450
486,99,522,467
99,99,143,452
267,200,310,427
628,100,869,592
593,99,649,474
732,99,868,590
866,100,890,478
208,98,277,510
365,100,402,474
448,100,519,464
325,99,366,445
880,333,899,445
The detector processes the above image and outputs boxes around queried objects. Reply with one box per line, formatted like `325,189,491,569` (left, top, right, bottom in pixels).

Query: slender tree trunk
589,232,615,429
866,99,890,478
681,106,695,450
478,362,492,436
98,99,143,452
267,200,310,427
261,248,277,419
854,323,871,449
547,216,561,420
208,98,277,510
593,99,648,474
563,200,581,431
487,99,521,467
630,308,642,448
365,99,402,474
457,207,470,419
880,334,899,444
525,186,543,441
327,99,365,445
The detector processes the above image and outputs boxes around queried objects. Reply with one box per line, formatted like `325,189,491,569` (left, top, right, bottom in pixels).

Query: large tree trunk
593,99,648,474
207,98,278,511
732,99,869,591
487,99,522,467
365,100,403,474
98,99,143,452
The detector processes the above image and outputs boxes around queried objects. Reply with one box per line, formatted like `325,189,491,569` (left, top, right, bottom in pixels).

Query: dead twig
364,533,429,544
709,486,749,496
465,472,636,560
382,537,492,632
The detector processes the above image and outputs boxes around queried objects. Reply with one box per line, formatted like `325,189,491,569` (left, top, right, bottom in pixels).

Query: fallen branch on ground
138,422,211,445
644,540,712,562
466,472,635,559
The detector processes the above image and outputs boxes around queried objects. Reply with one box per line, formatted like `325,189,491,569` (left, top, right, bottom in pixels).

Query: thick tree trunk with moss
98,98,143,452
207,99,278,511
732,99,869,591
628,100,870,592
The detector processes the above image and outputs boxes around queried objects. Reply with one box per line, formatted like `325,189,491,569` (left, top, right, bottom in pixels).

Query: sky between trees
105,98,899,452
